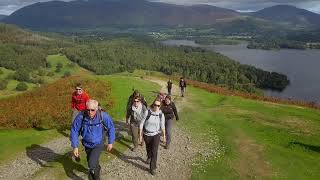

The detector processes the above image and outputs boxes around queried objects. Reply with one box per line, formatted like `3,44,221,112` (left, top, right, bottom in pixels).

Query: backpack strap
98,110,108,132
145,110,163,121
79,110,108,134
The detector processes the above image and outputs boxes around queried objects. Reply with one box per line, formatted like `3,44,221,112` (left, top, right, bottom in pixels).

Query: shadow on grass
26,144,87,179
109,148,149,172
287,141,320,153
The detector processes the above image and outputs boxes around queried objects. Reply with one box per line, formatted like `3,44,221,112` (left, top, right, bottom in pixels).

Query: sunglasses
87,109,96,112
76,88,82,91
154,104,161,107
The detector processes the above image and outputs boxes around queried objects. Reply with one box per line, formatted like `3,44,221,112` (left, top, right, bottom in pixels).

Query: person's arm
71,93,76,109
70,113,82,157
139,110,148,143
160,113,166,143
103,113,116,151
172,103,179,121
126,96,132,121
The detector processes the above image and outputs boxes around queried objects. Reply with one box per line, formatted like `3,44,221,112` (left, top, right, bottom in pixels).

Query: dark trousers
143,134,160,171
165,119,173,146
168,88,172,95
85,143,104,180
180,87,185,97
130,123,139,148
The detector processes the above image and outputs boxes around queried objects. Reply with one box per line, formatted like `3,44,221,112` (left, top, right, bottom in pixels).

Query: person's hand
139,136,143,144
107,144,113,151
163,136,166,144
73,148,79,157
126,119,130,126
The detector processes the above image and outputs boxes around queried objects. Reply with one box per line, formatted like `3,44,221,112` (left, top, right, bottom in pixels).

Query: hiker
70,99,115,180
167,79,173,95
179,77,187,97
126,90,147,120
71,83,90,122
126,95,148,152
161,95,179,149
139,98,166,175
157,91,166,102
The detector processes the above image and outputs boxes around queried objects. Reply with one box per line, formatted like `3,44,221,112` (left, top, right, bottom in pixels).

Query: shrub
55,67,61,73
38,68,47,76
63,71,71,78
46,62,52,68
56,62,63,69
47,72,55,77
0,76,112,128
16,82,28,91
14,69,30,82
0,79,8,90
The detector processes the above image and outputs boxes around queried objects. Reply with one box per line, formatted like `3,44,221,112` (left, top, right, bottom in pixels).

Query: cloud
149,0,320,13
0,0,73,15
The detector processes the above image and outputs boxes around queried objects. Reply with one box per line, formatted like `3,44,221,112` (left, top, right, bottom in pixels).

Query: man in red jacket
71,83,90,122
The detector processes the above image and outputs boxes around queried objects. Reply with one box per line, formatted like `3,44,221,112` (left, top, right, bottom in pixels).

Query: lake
162,40,320,103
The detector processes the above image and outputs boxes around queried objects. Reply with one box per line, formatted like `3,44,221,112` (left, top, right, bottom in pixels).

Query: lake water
162,40,320,103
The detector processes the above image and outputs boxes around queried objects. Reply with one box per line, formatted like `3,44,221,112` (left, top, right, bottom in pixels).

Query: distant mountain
0,15,7,21
251,5,320,28
2,0,241,29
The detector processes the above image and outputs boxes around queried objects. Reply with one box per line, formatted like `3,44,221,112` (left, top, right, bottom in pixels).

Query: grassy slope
0,54,83,98
0,129,62,165
32,74,160,179
178,86,320,179
0,67,37,97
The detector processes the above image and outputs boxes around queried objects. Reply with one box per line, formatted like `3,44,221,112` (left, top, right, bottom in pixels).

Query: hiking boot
150,169,157,176
165,144,170,150
146,157,151,164
132,147,138,152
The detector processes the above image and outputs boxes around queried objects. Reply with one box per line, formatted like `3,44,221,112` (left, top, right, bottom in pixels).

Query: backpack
145,109,163,122
79,109,108,135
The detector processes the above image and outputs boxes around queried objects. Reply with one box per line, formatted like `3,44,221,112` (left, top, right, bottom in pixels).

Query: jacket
161,102,179,121
70,111,116,149
71,91,90,111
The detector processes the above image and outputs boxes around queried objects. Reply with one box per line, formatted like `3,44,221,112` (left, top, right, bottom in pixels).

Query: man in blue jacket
70,99,116,180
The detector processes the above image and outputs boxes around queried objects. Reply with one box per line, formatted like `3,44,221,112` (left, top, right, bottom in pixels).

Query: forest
0,24,289,92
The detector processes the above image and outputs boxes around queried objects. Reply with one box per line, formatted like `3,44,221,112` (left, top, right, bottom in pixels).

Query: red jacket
71,91,90,111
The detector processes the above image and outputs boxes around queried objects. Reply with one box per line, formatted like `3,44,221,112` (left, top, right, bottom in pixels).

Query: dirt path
100,78,197,179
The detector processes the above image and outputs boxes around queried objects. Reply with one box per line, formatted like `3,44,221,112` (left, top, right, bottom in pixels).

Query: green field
177,86,320,179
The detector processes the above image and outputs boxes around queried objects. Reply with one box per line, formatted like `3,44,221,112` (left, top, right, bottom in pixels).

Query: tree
16,82,28,91
63,71,71,78
14,68,30,82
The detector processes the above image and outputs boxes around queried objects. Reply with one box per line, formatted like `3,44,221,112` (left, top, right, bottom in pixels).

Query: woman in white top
139,98,166,175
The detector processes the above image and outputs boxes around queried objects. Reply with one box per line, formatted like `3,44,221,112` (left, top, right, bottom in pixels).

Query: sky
0,0,320,15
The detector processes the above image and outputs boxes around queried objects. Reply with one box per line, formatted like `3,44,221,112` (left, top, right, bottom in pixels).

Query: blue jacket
70,111,116,149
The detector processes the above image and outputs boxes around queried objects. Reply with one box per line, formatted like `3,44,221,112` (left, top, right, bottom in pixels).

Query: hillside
0,15,6,21
0,72,319,179
2,0,240,29
251,5,320,28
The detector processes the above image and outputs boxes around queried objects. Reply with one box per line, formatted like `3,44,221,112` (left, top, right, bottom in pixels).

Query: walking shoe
165,144,170,149
150,169,157,175
146,157,151,164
